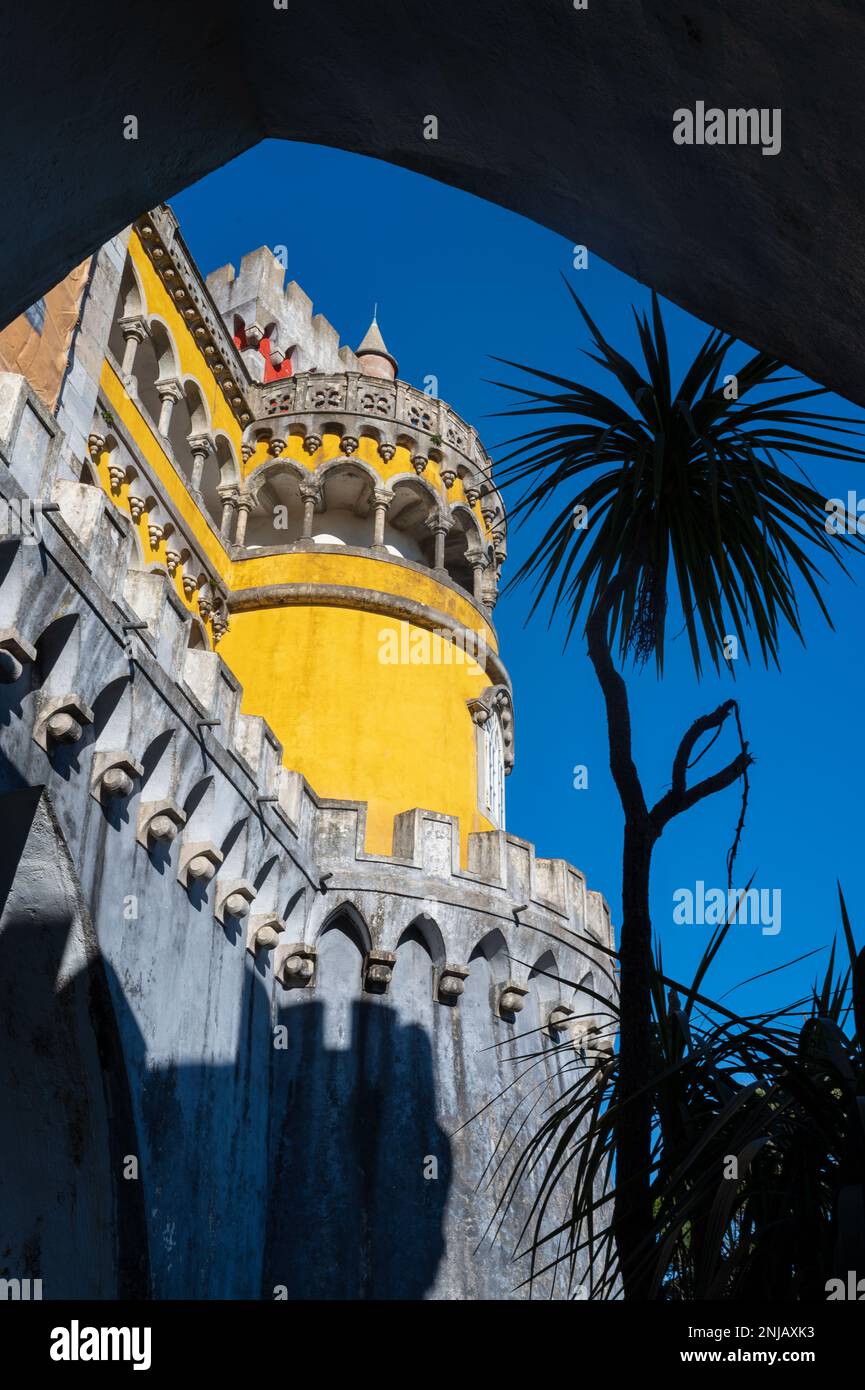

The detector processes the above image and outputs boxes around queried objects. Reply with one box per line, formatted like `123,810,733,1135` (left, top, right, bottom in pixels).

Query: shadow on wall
0,786,150,1298
265,991,452,1301
0,786,452,1300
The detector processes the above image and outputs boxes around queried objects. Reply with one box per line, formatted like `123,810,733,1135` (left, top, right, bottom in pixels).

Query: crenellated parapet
205,243,360,380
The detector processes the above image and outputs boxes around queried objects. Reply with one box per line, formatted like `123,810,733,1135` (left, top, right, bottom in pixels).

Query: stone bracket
437,962,470,1005
246,911,284,954
498,980,529,1018
136,798,187,849
214,877,257,925
33,694,94,752
363,949,396,995
275,941,316,988
177,840,223,889
0,626,36,683
90,749,144,803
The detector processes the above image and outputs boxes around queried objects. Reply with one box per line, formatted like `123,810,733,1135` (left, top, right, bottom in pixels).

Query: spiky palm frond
491,287,865,673
489,886,865,1300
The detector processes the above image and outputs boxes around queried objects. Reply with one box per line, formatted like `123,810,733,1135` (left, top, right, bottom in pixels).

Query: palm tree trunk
616,818,656,1298
586,585,751,1298
586,579,656,1297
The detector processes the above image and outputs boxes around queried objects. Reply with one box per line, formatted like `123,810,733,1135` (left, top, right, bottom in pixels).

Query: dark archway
2,3,865,405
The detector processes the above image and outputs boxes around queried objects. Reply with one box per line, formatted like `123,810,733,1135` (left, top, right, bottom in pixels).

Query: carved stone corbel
90,749,144,803
136,798,186,849
34,695,95,752
246,912,284,954
177,841,223,889
437,963,470,1004
364,949,396,995
276,941,317,988
214,878,257,925
0,628,36,684
498,981,529,1018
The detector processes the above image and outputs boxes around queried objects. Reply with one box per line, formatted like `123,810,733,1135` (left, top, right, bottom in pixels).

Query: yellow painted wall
91,231,500,864
218,605,494,861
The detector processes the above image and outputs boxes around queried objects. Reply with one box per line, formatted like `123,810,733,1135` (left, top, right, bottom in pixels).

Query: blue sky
174,139,865,1019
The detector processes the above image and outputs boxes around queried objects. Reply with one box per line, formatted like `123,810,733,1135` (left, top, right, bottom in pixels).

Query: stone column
467,547,487,603
426,512,453,575
299,483,320,542
188,433,213,492
234,493,253,547
118,315,148,377
217,485,239,539
155,379,184,436
372,488,392,550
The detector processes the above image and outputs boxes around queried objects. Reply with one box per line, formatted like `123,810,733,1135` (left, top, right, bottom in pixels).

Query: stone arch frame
310,456,379,548
445,500,486,594
133,314,181,440
212,429,240,487
146,314,180,384
315,899,373,956
385,472,440,565
388,911,447,967
186,613,210,650
119,254,146,320
241,454,309,548
529,947,566,1030
246,453,309,497
313,453,380,496
468,926,511,984
182,375,211,436
569,968,603,1047
107,254,148,373
195,432,237,532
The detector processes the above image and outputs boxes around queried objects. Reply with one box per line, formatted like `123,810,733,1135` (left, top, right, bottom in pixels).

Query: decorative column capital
155,377,184,405
425,510,453,536
188,431,214,459
118,314,148,344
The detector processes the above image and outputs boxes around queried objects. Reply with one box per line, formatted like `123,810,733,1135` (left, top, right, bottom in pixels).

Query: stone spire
356,314,398,380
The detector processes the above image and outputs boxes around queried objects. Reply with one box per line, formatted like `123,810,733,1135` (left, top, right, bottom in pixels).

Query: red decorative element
260,336,293,381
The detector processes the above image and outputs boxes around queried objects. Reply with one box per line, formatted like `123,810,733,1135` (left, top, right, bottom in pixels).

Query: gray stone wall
0,371,616,1299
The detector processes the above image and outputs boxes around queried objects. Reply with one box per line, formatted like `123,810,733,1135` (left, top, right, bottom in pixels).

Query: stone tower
0,203,615,1300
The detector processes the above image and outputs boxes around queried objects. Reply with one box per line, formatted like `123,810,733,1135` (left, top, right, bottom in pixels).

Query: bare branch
586,577,648,824
652,700,753,832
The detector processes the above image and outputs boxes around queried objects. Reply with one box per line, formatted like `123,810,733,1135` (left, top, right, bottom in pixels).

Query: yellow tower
90,207,511,863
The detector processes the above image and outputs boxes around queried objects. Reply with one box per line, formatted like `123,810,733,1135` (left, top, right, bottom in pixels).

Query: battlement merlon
205,245,360,378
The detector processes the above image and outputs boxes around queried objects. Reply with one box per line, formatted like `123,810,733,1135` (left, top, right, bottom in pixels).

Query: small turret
356,315,398,381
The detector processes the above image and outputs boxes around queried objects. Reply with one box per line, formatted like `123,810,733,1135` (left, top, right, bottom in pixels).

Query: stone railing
250,372,497,490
